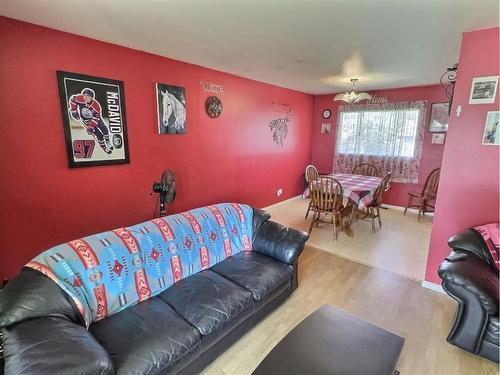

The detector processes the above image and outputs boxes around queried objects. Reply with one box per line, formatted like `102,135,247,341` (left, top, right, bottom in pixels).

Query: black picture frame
156,82,187,134
57,71,130,168
428,102,449,133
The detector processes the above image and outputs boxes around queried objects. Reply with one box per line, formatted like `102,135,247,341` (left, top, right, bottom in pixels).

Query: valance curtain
334,101,427,183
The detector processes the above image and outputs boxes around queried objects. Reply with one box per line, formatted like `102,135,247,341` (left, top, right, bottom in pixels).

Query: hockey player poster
57,71,130,168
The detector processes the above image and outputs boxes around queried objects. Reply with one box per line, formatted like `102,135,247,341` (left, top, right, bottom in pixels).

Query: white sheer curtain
334,101,427,183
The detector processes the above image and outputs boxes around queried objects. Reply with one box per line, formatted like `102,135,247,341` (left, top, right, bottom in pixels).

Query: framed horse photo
57,71,130,168
156,83,187,134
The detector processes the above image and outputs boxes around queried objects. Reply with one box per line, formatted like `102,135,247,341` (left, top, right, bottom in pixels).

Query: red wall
312,85,447,206
0,17,314,280
424,27,500,284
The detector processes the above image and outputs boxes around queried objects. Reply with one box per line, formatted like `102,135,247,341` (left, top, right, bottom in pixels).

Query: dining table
303,173,383,236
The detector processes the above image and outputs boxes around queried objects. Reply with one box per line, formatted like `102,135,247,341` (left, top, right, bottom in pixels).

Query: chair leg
305,201,311,219
308,212,317,234
339,212,346,232
404,195,412,215
371,208,376,233
348,203,356,226
332,212,338,240
417,199,424,222
338,212,344,239
377,207,382,228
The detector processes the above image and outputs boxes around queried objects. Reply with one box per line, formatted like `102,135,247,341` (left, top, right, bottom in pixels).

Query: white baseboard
382,203,434,216
382,203,416,212
263,199,433,216
421,281,445,294
263,195,302,210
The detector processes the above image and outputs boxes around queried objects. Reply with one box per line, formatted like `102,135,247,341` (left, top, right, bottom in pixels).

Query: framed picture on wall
429,103,449,132
482,111,500,145
431,133,446,144
57,71,130,168
469,76,499,104
156,83,186,134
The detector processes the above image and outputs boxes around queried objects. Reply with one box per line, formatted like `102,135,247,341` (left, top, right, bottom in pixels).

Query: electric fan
152,169,176,217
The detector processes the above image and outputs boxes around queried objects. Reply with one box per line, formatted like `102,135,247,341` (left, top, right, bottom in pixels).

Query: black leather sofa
438,228,499,363
0,208,309,375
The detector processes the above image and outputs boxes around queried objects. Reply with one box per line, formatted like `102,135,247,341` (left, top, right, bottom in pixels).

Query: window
333,101,426,184
337,108,420,158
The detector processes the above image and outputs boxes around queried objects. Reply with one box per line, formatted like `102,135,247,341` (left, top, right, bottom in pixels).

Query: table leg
347,203,356,226
340,204,356,237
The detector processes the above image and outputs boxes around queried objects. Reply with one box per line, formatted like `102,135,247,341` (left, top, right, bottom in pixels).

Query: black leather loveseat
438,228,499,363
0,207,309,374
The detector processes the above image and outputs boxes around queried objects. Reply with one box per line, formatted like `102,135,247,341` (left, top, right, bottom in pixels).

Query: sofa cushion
89,298,200,375
158,270,254,336
210,251,293,301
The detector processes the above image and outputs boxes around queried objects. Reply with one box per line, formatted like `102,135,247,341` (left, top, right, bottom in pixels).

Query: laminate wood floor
202,246,498,375
265,197,432,281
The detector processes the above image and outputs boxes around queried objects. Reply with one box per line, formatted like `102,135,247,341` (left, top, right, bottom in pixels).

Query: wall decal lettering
200,80,225,95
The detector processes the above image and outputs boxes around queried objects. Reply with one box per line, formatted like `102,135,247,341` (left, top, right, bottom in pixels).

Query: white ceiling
1,0,498,94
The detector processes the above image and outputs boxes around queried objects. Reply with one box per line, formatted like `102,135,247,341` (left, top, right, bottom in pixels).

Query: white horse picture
157,83,186,134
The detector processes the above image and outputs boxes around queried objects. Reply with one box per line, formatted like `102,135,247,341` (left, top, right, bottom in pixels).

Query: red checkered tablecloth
303,173,383,208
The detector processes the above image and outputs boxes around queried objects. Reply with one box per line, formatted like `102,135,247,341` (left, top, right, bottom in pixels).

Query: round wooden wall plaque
205,96,223,118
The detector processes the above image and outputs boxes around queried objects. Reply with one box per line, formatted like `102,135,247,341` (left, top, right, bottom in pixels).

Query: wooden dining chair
361,172,392,232
305,164,319,182
304,165,320,219
352,163,380,177
404,168,441,222
308,176,344,240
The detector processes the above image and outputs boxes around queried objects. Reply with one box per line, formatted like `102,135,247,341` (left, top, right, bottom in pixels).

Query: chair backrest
305,164,319,182
309,177,343,213
352,163,380,177
422,168,441,198
372,172,392,207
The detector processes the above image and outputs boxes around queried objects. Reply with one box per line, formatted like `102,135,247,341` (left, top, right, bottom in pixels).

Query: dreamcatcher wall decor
269,102,292,147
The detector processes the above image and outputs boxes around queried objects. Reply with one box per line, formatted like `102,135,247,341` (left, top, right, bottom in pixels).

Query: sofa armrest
252,208,271,237
2,317,114,375
439,253,498,315
448,229,494,267
253,220,309,265
0,268,83,328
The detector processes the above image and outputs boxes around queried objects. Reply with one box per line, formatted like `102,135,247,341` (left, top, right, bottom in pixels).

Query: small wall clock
322,109,332,119
205,96,223,118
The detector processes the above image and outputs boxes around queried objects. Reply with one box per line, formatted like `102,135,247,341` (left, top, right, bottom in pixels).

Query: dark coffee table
252,305,404,375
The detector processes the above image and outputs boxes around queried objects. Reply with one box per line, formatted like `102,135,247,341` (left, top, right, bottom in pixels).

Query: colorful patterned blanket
475,223,500,270
26,203,253,327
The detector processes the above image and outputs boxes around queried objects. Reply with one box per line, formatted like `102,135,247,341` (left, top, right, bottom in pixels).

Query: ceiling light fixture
334,78,372,104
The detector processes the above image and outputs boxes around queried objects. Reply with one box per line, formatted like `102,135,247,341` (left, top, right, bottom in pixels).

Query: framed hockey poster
57,71,130,168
